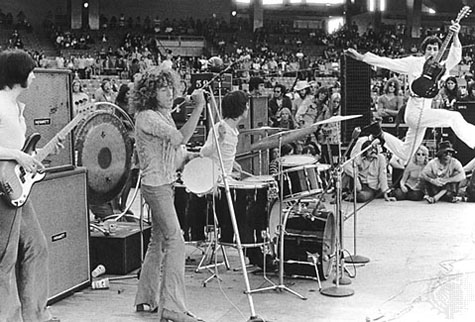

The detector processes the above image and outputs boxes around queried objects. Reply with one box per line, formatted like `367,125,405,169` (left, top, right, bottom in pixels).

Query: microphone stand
320,159,354,297
205,90,264,322
343,156,370,265
248,134,307,300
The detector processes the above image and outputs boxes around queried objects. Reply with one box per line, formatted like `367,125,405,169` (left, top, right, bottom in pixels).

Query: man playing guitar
346,9,475,166
0,49,63,322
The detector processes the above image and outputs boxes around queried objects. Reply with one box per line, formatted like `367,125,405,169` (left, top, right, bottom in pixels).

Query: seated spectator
269,143,293,175
376,77,403,122
461,81,475,101
421,141,465,203
343,139,395,203
268,84,292,126
392,145,429,201
321,92,341,145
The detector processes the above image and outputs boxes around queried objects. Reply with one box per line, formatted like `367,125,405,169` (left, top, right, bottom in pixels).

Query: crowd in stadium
2,6,475,204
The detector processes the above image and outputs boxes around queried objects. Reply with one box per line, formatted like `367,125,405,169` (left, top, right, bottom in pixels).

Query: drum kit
178,113,362,301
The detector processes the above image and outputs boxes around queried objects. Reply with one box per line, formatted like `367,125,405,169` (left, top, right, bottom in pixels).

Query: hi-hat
250,115,362,151
240,126,286,135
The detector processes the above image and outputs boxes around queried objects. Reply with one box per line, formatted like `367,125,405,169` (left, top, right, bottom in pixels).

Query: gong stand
206,90,262,321
96,102,147,281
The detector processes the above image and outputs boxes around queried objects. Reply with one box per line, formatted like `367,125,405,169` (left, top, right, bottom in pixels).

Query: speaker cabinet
30,167,90,304
453,102,475,166
250,96,269,128
340,55,372,143
90,222,151,275
236,114,252,155
19,68,74,169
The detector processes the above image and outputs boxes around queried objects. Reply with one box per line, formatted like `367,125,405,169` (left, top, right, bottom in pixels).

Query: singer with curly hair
132,66,206,322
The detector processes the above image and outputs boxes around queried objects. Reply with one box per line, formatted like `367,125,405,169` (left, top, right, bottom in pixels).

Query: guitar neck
34,113,85,162
434,30,454,63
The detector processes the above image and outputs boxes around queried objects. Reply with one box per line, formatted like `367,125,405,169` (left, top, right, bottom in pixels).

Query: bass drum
264,200,336,280
74,110,133,205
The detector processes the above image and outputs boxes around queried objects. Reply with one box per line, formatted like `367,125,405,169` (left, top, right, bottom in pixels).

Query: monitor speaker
340,55,372,143
30,167,90,304
19,68,74,169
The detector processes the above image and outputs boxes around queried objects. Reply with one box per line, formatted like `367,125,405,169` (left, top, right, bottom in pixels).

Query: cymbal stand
248,134,307,300
206,90,263,321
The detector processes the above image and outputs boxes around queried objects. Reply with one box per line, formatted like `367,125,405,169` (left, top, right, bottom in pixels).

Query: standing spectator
95,78,116,103
274,107,296,130
268,84,292,126
71,80,90,116
437,76,463,110
376,77,404,122
248,76,265,96
291,80,312,116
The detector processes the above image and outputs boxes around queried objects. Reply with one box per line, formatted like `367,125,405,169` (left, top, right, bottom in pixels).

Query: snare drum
215,181,270,245
277,164,323,201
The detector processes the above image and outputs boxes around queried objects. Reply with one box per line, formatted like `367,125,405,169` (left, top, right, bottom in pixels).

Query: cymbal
240,126,286,135
250,114,362,151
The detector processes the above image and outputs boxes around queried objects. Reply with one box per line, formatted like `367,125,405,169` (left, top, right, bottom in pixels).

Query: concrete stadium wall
1,0,233,28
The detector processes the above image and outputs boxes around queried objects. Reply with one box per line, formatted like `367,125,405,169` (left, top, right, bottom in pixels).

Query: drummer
200,90,249,180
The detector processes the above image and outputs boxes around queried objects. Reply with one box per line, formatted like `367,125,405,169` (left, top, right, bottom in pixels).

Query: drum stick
241,169,254,177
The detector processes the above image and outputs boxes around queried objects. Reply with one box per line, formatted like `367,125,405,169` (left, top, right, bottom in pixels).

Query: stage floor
49,192,475,322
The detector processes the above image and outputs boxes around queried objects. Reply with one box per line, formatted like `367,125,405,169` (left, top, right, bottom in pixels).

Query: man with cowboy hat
421,141,465,203
292,80,313,125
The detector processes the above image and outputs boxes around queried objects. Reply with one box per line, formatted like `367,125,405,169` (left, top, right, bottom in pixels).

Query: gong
74,110,133,205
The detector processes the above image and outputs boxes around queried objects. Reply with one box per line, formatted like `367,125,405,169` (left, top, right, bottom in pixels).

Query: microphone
351,126,361,140
343,126,362,161
371,138,381,147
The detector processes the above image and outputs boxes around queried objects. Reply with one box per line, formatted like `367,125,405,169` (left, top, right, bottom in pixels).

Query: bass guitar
0,108,92,208
411,6,471,98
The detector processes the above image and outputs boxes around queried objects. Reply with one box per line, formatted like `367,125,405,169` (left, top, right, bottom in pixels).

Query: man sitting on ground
343,139,395,203
421,141,465,203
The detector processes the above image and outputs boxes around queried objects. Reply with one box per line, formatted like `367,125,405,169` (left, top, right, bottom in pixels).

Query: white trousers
383,98,475,164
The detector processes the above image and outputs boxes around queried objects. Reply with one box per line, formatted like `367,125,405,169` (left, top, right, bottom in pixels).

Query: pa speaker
453,102,475,166
19,68,74,169
30,167,90,304
340,55,372,143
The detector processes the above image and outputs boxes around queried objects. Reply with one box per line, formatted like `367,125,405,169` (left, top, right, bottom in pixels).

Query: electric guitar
411,6,471,98
0,108,92,208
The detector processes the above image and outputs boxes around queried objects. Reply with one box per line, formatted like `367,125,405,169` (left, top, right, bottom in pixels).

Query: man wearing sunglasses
343,139,395,202
268,84,292,126
421,141,465,203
